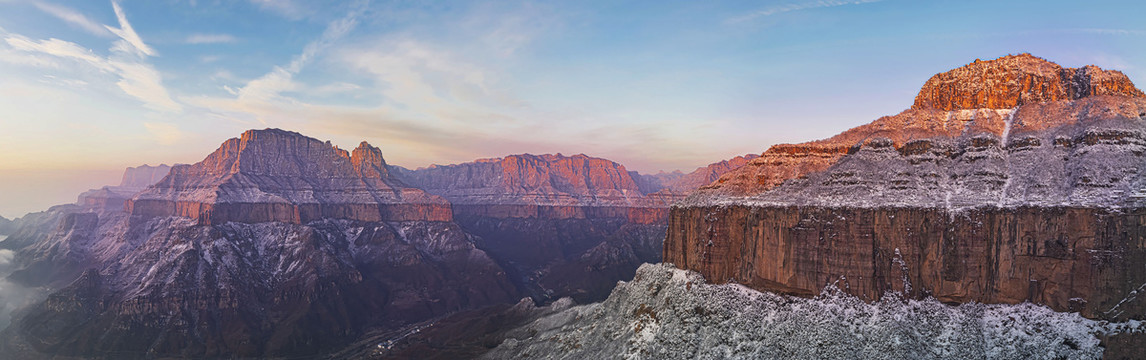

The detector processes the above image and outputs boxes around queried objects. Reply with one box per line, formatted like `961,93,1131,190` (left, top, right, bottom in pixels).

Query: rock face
666,55,1146,324
77,164,172,212
0,130,519,359
127,129,451,224
912,53,1144,111
396,153,669,223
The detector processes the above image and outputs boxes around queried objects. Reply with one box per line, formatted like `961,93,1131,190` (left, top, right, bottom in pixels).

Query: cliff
667,54,1146,322
127,129,451,224
396,153,676,224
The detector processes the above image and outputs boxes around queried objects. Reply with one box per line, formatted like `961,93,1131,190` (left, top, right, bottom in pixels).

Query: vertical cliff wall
665,205,1146,319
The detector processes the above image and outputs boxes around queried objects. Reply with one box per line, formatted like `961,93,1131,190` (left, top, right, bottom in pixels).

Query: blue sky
0,0,1143,217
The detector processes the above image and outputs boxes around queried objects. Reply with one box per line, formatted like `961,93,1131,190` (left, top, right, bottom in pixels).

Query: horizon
1,0,1145,218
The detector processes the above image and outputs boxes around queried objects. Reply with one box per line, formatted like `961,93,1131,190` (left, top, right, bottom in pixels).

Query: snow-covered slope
486,263,1143,360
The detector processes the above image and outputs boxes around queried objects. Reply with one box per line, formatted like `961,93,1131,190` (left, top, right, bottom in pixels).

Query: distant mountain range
0,128,754,358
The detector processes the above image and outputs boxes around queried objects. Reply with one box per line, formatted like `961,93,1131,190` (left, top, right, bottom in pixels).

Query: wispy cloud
728,0,882,23
186,33,239,44
105,1,155,57
236,3,366,108
248,0,308,20
29,0,113,37
0,1,181,112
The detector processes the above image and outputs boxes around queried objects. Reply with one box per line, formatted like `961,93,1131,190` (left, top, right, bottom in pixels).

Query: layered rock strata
397,153,674,224
667,54,1146,322
128,129,451,224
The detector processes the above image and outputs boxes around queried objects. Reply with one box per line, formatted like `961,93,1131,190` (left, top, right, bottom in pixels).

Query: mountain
77,164,172,212
632,154,761,193
0,216,11,235
129,129,450,224
394,153,672,304
664,53,1146,334
0,129,516,358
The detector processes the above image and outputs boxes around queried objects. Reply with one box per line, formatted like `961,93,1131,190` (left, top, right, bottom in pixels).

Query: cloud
235,3,366,108
249,0,308,20
0,2,181,112
111,61,181,112
4,36,112,70
144,122,183,144
105,1,155,57
312,82,362,95
186,33,238,44
29,1,113,37
728,0,883,23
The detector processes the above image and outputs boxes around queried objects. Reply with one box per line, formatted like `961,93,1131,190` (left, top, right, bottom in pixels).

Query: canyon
0,129,753,358
1,53,1143,358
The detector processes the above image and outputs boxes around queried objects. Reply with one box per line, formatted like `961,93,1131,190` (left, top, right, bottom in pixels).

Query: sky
0,0,1143,218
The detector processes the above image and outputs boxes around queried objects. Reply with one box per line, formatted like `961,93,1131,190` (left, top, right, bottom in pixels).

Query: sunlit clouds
0,0,1144,217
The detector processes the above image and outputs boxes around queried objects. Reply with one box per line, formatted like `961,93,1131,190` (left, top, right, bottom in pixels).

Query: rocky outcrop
668,55,1146,324
912,53,1144,111
127,129,451,224
484,263,1129,359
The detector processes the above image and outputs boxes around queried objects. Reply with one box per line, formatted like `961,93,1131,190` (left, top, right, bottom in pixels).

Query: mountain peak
912,53,1144,111
350,141,389,178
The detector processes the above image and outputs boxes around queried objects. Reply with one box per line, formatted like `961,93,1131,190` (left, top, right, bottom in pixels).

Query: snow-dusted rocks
486,263,1136,359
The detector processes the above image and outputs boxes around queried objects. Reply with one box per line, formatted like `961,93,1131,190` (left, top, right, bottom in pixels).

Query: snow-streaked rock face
485,263,1140,360
0,210,517,358
688,96,1146,205
128,129,452,224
